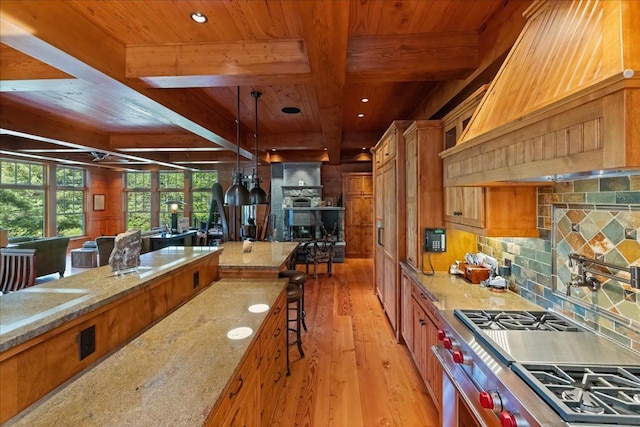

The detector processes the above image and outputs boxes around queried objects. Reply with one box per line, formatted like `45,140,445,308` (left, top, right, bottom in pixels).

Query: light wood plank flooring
270,258,439,427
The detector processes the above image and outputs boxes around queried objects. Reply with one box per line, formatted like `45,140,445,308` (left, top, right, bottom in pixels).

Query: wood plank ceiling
0,0,507,170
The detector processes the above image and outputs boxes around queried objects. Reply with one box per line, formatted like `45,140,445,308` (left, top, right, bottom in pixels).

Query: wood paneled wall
322,163,372,205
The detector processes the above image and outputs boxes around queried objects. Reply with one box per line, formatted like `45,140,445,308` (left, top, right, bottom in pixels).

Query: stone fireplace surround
281,186,322,208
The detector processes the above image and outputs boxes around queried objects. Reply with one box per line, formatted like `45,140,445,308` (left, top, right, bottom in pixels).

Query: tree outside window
0,159,45,238
56,166,85,237
125,171,151,231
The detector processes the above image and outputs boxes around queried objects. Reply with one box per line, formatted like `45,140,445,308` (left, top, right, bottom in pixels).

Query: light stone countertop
401,263,540,312
0,246,222,353
5,278,287,427
218,241,299,272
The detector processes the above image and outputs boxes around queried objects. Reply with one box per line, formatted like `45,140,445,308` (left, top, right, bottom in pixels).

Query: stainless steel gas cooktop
512,364,640,425
443,309,640,426
453,309,640,366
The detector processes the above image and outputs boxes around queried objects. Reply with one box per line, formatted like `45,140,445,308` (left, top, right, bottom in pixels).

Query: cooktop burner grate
512,364,640,425
455,309,582,331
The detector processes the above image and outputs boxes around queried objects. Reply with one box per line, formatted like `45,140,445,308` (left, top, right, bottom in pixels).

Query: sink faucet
567,253,638,297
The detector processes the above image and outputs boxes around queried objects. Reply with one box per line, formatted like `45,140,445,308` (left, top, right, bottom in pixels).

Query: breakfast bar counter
0,246,222,352
218,241,299,279
0,246,222,423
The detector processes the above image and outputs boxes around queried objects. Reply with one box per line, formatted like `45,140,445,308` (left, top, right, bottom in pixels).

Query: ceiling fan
90,151,110,162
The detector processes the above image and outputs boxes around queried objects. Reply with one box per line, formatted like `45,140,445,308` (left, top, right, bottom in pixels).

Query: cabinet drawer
208,343,257,426
260,295,285,354
411,282,439,322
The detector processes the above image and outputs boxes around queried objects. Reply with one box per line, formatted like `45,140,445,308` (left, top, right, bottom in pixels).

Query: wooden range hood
440,0,640,186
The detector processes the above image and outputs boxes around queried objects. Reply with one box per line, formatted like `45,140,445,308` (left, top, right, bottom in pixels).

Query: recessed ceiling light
362,147,367,150
190,12,207,23
324,147,328,151
357,113,365,118
281,107,301,114
271,148,277,152
361,98,370,103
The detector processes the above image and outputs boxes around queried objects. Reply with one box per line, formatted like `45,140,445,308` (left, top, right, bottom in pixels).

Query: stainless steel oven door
434,347,501,427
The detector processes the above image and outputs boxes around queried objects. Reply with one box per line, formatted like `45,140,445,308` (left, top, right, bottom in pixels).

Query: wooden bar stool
279,269,307,331
286,283,304,375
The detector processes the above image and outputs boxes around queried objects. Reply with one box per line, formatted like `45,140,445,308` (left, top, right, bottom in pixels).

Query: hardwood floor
270,258,439,427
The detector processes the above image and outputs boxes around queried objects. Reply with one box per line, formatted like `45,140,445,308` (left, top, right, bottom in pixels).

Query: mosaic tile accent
554,205,640,322
478,172,640,352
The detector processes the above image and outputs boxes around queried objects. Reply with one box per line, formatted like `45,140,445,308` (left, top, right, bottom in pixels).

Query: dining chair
303,239,336,279
1,248,37,294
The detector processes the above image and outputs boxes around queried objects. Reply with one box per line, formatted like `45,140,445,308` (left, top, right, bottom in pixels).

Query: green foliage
0,189,45,237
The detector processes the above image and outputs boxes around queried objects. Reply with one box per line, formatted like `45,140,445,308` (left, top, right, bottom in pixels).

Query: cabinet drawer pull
273,326,282,338
274,348,282,360
229,375,244,399
274,371,283,384
419,318,426,326
273,306,282,315
419,292,428,300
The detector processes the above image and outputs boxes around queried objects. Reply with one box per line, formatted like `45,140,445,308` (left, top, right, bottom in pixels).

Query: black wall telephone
424,228,446,252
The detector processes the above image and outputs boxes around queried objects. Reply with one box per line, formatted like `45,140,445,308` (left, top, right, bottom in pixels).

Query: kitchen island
4,278,288,426
0,246,222,423
218,241,299,279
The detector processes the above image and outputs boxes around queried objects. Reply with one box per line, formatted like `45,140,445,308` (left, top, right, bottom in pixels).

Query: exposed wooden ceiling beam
297,0,349,165
138,73,313,89
0,5,252,159
259,132,325,150
110,134,230,151
347,32,478,83
0,44,71,80
126,40,310,78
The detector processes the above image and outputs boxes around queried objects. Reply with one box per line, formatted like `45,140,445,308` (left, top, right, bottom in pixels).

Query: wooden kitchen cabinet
400,272,414,350
372,121,411,341
442,85,487,150
260,291,287,427
411,279,442,411
343,173,373,258
206,338,261,427
400,265,443,414
403,121,444,269
444,186,539,237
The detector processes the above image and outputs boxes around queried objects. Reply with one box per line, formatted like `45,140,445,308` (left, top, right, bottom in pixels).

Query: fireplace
290,225,315,241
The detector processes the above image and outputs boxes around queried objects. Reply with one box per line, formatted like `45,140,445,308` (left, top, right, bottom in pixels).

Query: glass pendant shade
249,90,268,204
224,86,250,206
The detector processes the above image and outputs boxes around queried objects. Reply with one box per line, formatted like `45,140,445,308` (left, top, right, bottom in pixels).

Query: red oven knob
479,391,494,409
437,329,446,341
499,411,517,427
452,350,464,364
443,337,453,349
479,390,502,412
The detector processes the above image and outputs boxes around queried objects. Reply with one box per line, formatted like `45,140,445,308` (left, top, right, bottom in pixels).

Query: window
192,171,218,227
159,171,184,227
56,166,85,237
125,171,151,230
0,159,45,237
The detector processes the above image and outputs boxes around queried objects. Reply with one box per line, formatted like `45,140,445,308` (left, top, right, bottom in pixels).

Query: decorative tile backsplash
477,173,640,352
554,206,639,318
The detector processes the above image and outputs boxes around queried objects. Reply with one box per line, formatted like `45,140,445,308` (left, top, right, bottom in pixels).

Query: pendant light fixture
249,90,268,204
224,86,250,206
